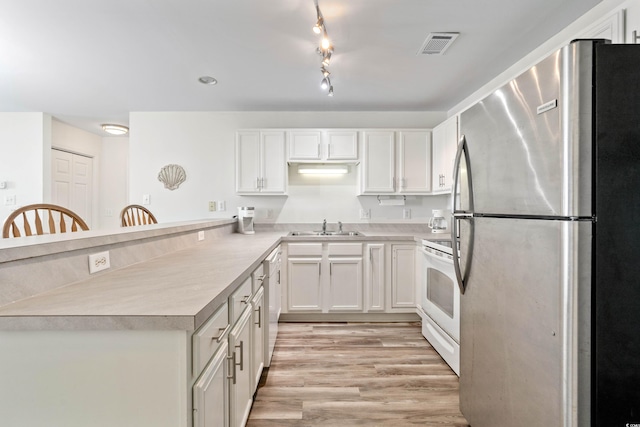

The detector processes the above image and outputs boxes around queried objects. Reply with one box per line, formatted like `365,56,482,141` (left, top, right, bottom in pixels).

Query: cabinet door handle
255,305,262,328
257,274,266,283
319,263,321,275
227,353,236,384
212,324,231,343
236,341,244,371
256,177,260,190
261,177,265,189
241,295,251,304
330,263,332,275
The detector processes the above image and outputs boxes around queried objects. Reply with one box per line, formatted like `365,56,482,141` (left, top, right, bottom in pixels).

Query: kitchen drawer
252,264,266,293
328,243,362,256
192,302,229,377
287,243,322,256
230,276,253,325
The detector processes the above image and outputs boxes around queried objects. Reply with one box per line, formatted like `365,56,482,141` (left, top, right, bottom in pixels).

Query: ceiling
0,0,603,135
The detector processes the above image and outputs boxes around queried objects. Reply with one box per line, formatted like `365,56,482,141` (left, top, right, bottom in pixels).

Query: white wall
129,111,449,224
0,113,51,223
99,137,129,229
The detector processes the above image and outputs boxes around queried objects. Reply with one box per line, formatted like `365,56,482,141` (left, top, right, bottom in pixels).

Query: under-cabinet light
297,164,349,175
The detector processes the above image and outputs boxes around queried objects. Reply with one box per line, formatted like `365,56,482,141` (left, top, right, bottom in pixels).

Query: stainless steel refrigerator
453,39,640,426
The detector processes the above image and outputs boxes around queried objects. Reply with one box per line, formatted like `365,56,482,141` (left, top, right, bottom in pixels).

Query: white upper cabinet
398,130,432,193
359,130,431,195
288,130,358,162
288,130,322,160
236,130,287,194
431,116,459,193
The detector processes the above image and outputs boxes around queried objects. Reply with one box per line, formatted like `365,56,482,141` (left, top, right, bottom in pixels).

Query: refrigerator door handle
451,134,474,213
451,134,475,294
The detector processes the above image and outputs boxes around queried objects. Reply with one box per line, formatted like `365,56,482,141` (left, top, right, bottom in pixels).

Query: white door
51,149,93,227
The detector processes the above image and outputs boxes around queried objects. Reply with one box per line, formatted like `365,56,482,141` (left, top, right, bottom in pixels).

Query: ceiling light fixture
313,0,334,97
101,124,129,135
198,76,218,85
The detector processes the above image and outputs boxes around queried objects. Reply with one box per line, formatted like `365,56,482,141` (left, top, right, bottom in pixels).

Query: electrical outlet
266,209,273,219
198,231,205,241
142,194,150,205
208,201,216,212
359,209,370,220
88,251,111,274
403,208,411,219
105,208,113,217
0,181,6,189
4,194,15,205
217,201,226,211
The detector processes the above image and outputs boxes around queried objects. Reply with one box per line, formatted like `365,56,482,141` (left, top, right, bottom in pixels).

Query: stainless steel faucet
322,219,327,233
338,221,343,233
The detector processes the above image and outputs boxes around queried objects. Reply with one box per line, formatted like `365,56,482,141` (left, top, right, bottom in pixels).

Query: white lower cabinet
365,243,385,312
391,244,416,309
229,307,253,427
193,340,229,427
328,257,363,311
251,287,265,391
285,242,364,313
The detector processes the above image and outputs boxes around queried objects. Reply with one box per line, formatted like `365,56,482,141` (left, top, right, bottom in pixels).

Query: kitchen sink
288,231,365,237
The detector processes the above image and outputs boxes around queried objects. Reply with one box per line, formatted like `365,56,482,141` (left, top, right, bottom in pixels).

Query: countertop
0,230,444,332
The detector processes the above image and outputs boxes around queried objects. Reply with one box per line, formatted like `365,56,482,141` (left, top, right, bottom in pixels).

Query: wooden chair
2,204,89,238
120,204,157,227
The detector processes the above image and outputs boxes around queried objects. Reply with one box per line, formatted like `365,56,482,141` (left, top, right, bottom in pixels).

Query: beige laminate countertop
0,231,442,332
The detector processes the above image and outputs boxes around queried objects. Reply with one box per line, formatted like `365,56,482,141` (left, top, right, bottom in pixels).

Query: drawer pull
257,274,266,282
241,295,251,304
255,305,262,328
236,341,244,371
227,354,236,384
211,324,230,343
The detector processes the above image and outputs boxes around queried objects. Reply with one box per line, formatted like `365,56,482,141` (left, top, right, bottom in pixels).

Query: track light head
321,67,330,78
313,17,323,34
328,86,334,96
320,77,329,90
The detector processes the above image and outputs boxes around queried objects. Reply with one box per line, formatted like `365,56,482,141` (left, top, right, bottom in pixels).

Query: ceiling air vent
418,32,459,55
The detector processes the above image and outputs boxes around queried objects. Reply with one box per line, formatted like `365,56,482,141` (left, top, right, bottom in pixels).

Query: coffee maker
237,207,255,234
428,209,448,233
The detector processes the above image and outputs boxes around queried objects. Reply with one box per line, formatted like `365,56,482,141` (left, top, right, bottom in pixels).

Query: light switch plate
88,251,110,274
198,231,205,241
403,208,411,219
208,201,216,212
217,201,226,211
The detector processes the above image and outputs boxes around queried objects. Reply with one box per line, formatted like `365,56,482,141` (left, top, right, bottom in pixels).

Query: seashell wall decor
157,164,186,190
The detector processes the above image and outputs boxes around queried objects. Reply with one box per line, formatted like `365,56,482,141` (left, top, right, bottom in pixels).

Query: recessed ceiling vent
418,32,459,55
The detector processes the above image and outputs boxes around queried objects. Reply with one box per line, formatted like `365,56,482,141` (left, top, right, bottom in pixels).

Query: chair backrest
120,204,157,227
2,204,89,238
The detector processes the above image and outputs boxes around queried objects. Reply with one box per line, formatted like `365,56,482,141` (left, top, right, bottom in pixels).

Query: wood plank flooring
247,322,469,427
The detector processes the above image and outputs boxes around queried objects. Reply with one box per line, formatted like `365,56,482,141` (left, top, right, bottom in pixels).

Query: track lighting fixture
313,0,334,97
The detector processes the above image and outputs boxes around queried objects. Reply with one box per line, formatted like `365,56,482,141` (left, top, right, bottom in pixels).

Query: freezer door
459,217,592,427
460,41,594,217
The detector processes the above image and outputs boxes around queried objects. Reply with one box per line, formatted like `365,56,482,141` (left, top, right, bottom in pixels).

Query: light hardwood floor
247,322,469,426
